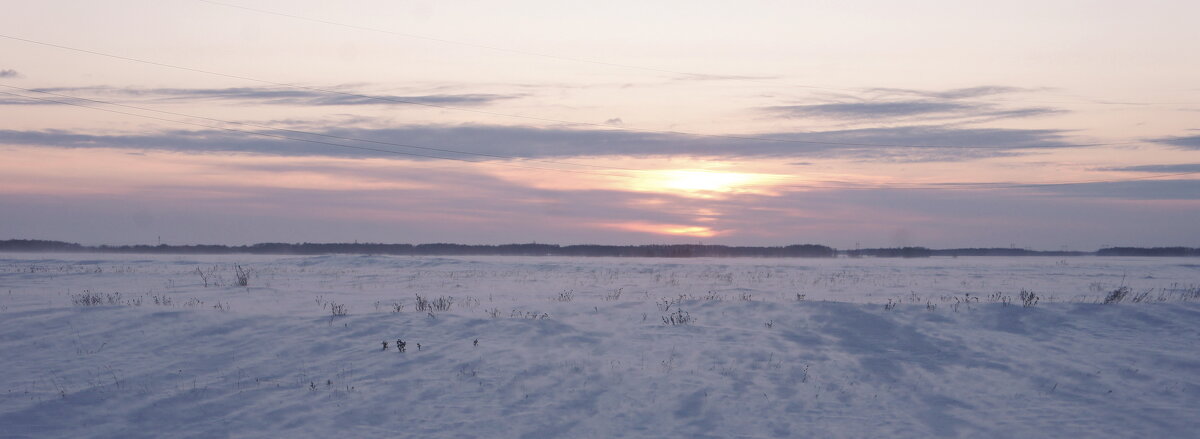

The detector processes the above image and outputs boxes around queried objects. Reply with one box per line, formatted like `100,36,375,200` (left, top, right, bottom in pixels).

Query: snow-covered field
1,253,1198,438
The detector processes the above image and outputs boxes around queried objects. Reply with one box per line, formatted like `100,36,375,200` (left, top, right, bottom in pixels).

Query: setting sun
628,169,776,197
603,221,719,237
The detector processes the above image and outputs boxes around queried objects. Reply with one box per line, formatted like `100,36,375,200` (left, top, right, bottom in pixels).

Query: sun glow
629,169,777,197
603,222,720,238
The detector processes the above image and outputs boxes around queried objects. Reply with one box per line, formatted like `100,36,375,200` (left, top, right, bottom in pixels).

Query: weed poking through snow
662,309,693,326
234,265,252,287
1020,290,1040,307
415,294,453,312
1104,286,1131,304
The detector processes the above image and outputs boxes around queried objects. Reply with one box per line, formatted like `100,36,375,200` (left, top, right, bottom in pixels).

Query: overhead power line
0,33,1145,150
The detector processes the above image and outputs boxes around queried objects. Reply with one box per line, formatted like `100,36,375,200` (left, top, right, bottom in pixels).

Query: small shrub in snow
950,294,978,312
510,309,549,319
461,296,481,310
1183,285,1200,301
662,309,693,326
552,290,574,302
604,288,623,301
195,266,214,287
1019,290,1039,308
988,292,1012,306
1129,289,1152,303
328,302,348,316
234,265,252,287
1104,286,1131,304
71,291,103,306
657,296,684,311
883,299,897,311
70,290,124,306
415,294,453,312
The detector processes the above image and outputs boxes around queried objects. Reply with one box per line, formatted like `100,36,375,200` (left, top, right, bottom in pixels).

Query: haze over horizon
2,0,1198,249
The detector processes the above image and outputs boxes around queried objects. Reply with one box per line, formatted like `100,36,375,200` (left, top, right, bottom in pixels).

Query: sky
1,0,1198,249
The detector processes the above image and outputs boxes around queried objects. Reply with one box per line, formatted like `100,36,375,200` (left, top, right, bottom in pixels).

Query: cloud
865,86,1031,100
0,123,1081,163
6,145,1198,248
0,69,18,78
766,101,979,119
1151,134,1200,149
17,86,517,107
674,73,778,81
0,96,57,105
1099,164,1200,173
762,85,1060,123
1024,180,1200,200
764,99,1060,122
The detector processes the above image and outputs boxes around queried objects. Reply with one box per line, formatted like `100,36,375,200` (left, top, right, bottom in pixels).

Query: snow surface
1,253,1198,438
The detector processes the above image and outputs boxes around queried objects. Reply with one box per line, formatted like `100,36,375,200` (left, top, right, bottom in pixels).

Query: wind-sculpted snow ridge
1,253,1198,438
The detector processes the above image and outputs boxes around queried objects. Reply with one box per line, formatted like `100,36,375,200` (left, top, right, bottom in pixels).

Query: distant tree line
1,240,1195,257
847,247,1091,258
1095,247,1200,257
846,246,1197,257
0,240,835,258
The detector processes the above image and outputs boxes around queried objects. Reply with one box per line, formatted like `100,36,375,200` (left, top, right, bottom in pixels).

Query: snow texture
1,253,1198,438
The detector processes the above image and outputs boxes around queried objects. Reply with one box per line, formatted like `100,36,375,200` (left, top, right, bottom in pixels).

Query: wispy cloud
865,86,1033,100
16,86,518,107
765,101,979,119
762,85,1060,123
0,96,59,105
1025,180,1200,200
0,69,19,78
673,73,778,82
0,124,1080,163
1099,163,1200,173
763,99,1060,122
1151,134,1200,149
5,145,1198,247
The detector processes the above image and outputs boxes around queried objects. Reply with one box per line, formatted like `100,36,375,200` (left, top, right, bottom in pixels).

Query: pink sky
2,0,1198,249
